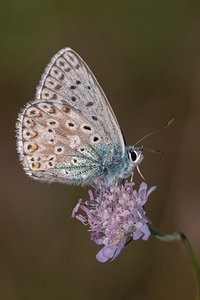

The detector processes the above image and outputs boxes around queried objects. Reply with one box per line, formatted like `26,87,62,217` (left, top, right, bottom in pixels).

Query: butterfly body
91,147,143,185
16,48,143,186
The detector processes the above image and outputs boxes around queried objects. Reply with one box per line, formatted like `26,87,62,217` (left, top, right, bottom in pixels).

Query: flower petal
96,245,117,263
88,189,94,202
147,186,157,198
71,199,82,218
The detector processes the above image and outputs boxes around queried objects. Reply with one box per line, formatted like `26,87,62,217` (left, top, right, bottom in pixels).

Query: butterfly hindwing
16,99,115,185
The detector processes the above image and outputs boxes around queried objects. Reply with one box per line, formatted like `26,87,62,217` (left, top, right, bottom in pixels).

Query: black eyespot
83,125,91,130
130,150,137,162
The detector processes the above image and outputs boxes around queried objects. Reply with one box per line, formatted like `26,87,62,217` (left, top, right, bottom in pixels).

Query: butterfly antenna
134,118,174,146
136,146,164,154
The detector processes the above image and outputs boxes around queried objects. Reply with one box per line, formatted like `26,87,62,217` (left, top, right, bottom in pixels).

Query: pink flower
72,181,156,262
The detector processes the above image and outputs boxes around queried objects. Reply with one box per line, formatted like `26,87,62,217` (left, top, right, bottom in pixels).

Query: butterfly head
113,146,144,182
127,146,144,167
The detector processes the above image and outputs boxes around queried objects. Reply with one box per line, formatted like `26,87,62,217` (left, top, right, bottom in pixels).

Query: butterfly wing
16,99,117,185
16,48,125,185
35,48,125,160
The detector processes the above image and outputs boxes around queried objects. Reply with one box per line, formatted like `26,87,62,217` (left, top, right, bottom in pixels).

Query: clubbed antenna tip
135,118,175,146
166,118,175,127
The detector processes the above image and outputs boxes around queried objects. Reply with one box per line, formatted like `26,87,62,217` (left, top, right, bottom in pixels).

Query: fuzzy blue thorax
93,146,144,185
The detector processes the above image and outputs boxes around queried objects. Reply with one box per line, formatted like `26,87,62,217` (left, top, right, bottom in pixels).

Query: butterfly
16,48,144,186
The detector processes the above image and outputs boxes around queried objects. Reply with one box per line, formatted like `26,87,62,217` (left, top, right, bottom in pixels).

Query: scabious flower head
72,181,156,263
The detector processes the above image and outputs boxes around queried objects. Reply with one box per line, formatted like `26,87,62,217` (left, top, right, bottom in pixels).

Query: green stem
149,225,200,300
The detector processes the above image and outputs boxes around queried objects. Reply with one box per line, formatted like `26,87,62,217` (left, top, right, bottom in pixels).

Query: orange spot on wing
49,107,55,113
30,144,38,152
30,132,37,138
33,162,40,169
34,112,41,117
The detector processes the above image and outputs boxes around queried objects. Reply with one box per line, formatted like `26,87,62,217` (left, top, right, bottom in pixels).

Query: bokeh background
1,0,200,299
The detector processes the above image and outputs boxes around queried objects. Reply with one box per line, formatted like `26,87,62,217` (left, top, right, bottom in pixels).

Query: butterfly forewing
35,48,125,160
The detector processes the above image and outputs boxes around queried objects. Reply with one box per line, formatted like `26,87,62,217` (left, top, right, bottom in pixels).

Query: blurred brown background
1,0,200,299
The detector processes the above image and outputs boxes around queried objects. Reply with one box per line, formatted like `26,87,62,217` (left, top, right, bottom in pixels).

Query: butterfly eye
129,150,138,162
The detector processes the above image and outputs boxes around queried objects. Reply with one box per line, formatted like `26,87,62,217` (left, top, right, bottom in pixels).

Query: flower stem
149,225,200,300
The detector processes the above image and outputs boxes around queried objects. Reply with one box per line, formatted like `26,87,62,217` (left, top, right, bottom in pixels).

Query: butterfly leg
112,180,118,201
130,172,134,182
